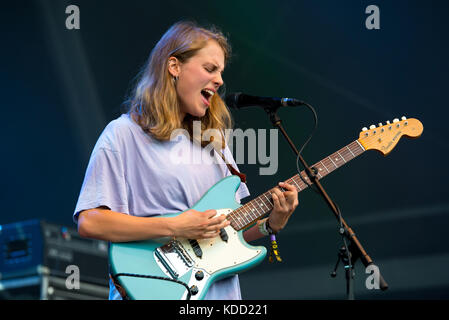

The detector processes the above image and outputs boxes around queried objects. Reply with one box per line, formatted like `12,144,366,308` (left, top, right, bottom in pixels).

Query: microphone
225,92,304,109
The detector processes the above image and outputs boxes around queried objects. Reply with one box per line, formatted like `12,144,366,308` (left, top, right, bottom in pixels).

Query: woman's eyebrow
205,62,224,73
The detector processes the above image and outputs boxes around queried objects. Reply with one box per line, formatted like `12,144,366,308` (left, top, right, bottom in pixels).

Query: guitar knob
195,270,204,281
401,116,407,120
393,118,399,123
369,125,376,129
190,285,199,295
362,127,368,131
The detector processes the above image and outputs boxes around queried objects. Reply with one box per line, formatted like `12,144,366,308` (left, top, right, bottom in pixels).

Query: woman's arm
243,220,267,242
78,207,230,242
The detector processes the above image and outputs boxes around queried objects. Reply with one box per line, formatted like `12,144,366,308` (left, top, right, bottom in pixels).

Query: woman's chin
190,109,208,118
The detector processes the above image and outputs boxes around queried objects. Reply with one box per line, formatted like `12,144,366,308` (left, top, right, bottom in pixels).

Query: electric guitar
109,117,423,300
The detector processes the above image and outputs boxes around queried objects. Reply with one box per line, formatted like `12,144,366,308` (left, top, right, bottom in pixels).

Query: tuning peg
386,120,391,124
393,118,399,123
401,116,407,120
369,125,376,129
378,123,383,127
362,127,368,131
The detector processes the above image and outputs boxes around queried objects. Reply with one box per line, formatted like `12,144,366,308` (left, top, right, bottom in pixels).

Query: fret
245,201,256,218
290,177,299,188
314,163,323,178
337,151,347,163
320,160,330,174
230,216,241,230
291,176,302,191
234,209,246,227
240,206,252,225
302,171,311,184
227,213,239,229
355,140,365,152
346,145,355,158
256,198,270,216
288,178,301,192
323,158,336,173
262,193,272,208
247,201,262,219
328,156,338,169
246,202,258,220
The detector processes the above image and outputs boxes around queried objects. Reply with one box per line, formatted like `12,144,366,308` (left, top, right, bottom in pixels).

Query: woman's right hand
171,209,230,239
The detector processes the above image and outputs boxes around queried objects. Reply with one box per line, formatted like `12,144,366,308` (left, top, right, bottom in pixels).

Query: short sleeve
73,146,128,223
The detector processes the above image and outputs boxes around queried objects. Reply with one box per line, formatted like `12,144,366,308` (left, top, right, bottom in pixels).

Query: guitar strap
216,151,247,183
191,129,247,183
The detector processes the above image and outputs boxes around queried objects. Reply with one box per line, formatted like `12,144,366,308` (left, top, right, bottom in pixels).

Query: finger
272,189,287,208
204,209,218,218
279,181,297,192
205,219,230,232
279,183,298,202
271,192,281,209
208,214,228,225
283,191,298,205
202,229,221,239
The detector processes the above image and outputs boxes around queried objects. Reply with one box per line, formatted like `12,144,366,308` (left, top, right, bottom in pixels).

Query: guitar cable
293,102,353,281
111,273,192,300
294,101,319,193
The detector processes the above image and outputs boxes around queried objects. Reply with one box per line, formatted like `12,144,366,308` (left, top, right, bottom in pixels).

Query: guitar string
229,140,364,230
228,123,405,230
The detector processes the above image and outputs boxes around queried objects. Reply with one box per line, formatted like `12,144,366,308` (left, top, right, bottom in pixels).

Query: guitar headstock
358,116,423,155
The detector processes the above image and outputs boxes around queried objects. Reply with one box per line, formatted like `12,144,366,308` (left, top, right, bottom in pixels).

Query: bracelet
258,218,282,263
258,218,269,236
265,218,277,235
265,219,282,263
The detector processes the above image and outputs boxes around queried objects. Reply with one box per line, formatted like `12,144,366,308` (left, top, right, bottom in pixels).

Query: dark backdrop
1,0,448,299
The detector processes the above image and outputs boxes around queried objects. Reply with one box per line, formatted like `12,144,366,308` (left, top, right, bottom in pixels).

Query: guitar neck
228,140,366,231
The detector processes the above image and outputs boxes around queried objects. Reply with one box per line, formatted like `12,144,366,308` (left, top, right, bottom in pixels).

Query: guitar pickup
189,239,203,258
219,228,228,242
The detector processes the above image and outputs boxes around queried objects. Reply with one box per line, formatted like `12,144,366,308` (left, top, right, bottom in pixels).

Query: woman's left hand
268,182,299,233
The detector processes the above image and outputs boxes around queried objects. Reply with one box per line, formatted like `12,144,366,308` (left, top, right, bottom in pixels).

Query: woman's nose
214,73,224,88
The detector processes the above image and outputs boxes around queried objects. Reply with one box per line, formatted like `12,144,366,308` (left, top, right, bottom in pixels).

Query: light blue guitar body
109,176,267,300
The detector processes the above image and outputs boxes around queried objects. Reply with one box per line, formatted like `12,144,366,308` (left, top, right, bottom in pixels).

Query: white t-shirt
74,113,250,300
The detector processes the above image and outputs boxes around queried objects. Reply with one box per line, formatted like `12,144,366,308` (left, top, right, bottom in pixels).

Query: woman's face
171,40,225,119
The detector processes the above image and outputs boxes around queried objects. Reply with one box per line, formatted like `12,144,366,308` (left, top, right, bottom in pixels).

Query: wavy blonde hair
126,21,233,149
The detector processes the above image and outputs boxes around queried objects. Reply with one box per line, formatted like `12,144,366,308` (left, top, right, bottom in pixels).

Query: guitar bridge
155,240,194,279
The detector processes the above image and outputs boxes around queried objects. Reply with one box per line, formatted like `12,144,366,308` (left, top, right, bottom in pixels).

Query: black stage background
1,0,448,300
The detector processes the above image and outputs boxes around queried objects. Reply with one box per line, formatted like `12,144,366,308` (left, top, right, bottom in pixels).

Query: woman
74,21,299,300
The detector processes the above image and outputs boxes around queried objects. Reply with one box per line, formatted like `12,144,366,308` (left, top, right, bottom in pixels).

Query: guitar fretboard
227,140,365,231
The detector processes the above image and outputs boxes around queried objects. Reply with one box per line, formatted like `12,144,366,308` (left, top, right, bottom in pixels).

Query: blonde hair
126,21,233,149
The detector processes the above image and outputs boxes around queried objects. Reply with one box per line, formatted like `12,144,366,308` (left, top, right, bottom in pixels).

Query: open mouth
201,89,215,106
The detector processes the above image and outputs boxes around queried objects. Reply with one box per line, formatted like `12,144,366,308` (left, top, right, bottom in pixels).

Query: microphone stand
263,106,388,300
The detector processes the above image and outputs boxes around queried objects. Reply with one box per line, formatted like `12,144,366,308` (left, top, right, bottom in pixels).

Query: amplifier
0,274,109,300
0,219,109,299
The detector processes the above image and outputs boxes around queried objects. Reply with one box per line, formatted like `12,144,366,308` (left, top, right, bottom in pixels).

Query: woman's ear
168,57,181,77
